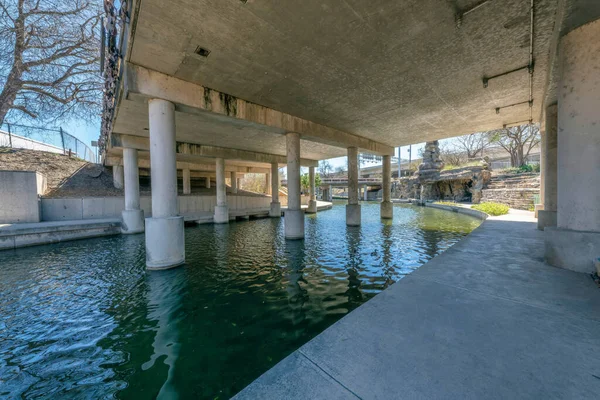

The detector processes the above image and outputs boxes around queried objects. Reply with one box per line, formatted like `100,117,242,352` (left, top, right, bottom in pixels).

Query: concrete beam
104,155,269,174
111,132,317,167
125,64,395,156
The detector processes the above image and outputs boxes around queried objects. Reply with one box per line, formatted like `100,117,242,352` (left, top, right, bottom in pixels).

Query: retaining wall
0,170,47,223
40,195,271,221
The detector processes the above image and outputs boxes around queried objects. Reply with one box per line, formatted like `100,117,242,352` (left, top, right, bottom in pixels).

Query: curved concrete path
234,210,600,399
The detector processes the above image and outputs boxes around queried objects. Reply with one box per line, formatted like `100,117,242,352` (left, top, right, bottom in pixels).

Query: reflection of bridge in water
281,178,382,201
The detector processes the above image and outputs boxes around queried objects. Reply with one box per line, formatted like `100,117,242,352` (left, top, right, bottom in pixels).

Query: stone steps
481,188,539,210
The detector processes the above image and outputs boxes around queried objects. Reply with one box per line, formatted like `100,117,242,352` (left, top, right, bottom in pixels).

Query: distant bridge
281,177,382,187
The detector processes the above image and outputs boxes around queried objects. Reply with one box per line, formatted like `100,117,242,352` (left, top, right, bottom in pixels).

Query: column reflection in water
344,226,364,309
284,240,308,326
141,269,186,399
380,220,396,290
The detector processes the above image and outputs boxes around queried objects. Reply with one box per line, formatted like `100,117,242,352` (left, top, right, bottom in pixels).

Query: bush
499,164,540,174
471,202,510,216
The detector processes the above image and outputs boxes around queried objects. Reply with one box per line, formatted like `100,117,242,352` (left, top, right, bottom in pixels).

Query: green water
0,202,480,399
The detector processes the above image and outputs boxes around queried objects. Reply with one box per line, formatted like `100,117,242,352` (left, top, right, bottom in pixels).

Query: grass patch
442,160,485,171
498,164,540,174
434,201,458,206
471,202,510,216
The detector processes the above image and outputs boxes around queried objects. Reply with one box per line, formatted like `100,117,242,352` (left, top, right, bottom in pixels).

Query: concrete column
285,132,304,239
205,176,211,189
363,185,368,201
306,166,318,213
328,184,333,201
545,20,600,273
182,168,191,195
230,171,238,194
112,164,124,189
121,148,144,234
214,158,229,223
381,154,393,219
346,146,361,226
269,162,281,217
538,105,558,230
146,98,184,269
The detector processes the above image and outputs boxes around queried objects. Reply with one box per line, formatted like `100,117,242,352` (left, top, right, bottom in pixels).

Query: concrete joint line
298,350,363,399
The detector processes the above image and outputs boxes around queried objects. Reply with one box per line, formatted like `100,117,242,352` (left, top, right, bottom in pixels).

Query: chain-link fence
0,122,97,163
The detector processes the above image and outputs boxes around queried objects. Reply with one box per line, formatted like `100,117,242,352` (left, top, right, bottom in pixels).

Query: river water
0,202,480,399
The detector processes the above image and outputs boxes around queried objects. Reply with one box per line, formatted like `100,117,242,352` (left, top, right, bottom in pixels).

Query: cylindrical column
182,169,191,195
381,154,393,219
205,176,211,189
269,162,281,217
363,185,368,201
230,171,238,194
307,166,317,213
113,164,124,189
265,173,271,195
121,147,144,233
214,158,229,223
545,19,600,273
146,99,184,269
285,132,304,238
346,147,361,226
538,105,557,230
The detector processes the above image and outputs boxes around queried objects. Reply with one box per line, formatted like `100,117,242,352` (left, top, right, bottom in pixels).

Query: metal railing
0,122,97,163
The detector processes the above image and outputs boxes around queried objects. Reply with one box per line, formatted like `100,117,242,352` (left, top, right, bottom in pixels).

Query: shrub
471,202,509,216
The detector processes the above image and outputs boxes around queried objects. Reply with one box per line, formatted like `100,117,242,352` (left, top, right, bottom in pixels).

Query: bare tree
438,142,463,166
453,132,493,159
318,160,332,177
0,0,102,125
491,124,540,167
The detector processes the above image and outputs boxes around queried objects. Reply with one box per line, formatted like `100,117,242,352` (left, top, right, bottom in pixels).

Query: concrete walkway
234,210,600,399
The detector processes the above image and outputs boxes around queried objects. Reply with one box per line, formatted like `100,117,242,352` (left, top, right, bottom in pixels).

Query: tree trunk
0,5,26,125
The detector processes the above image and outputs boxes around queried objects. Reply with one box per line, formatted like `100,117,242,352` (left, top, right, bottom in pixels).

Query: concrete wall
40,195,271,221
0,171,46,223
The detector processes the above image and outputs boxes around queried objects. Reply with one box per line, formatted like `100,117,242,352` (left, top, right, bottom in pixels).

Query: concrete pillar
182,168,191,195
381,154,393,219
545,20,600,273
269,162,281,217
146,99,184,270
284,132,304,239
121,148,144,234
538,105,558,230
306,166,318,213
363,184,368,201
112,164,124,189
205,176,211,189
214,158,229,223
346,147,361,226
230,171,238,194
328,185,333,201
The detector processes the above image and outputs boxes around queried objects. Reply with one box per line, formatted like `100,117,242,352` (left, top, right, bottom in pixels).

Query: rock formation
417,141,444,201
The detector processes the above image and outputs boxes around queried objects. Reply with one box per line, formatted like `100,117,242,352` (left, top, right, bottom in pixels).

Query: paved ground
234,210,600,399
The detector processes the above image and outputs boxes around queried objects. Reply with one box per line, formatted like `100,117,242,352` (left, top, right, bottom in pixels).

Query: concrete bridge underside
106,0,600,275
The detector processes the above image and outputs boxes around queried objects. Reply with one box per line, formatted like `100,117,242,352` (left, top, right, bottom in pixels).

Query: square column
545,20,600,273
538,104,558,230
346,146,361,226
381,154,393,219
306,166,317,213
269,162,281,217
205,176,211,189
112,164,124,189
214,158,229,223
285,132,304,239
230,171,238,194
182,168,191,195
146,99,185,270
121,147,144,234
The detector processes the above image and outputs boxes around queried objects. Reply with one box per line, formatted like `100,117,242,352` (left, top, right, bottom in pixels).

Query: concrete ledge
537,210,557,230
0,219,121,250
545,227,600,273
425,203,488,221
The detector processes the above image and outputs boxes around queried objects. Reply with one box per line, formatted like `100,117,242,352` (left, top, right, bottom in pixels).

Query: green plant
471,202,509,216
300,173,322,191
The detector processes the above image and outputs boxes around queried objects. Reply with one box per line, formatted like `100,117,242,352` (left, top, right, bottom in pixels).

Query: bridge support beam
112,165,124,189
182,168,191,195
381,155,393,219
265,172,271,195
205,176,211,189
145,98,185,269
538,104,558,230
214,158,229,223
121,147,145,233
545,20,600,273
285,132,304,239
346,147,361,226
230,171,238,194
307,166,317,213
269,162,281,217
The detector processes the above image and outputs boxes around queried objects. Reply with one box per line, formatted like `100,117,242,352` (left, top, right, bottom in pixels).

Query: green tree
300,173,321,192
